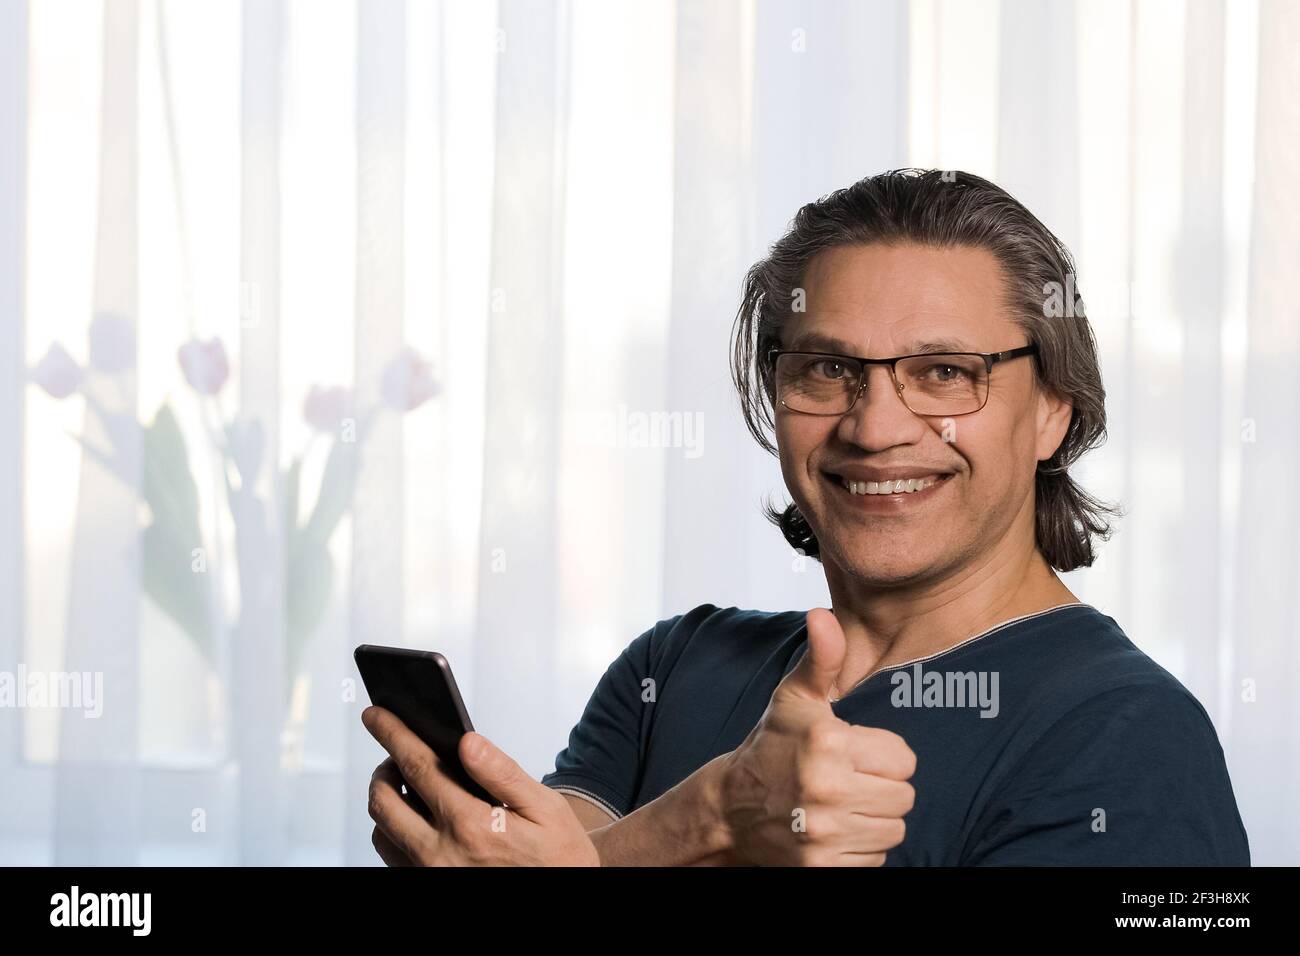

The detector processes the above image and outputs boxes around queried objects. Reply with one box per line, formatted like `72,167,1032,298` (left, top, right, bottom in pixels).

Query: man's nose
835,365,926,449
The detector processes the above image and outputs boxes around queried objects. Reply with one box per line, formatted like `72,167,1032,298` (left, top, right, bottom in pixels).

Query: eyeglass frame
766,343,1039,417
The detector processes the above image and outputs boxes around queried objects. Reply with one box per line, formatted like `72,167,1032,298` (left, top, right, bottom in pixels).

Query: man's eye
925,363,970,382
810,360,849,379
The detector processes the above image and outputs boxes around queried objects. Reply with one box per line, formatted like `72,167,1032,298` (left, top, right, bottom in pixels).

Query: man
363,168,1250,866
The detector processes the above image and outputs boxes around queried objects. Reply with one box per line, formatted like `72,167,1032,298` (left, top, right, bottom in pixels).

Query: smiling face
775,242,1071,589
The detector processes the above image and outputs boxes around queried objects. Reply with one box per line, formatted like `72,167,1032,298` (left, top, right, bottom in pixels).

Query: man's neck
821,542,1078,695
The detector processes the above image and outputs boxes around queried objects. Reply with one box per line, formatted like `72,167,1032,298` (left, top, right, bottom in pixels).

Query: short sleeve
540,621,664,820
962,683,1251,866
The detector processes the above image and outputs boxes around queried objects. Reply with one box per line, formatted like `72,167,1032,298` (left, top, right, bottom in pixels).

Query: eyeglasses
767,344,1038,417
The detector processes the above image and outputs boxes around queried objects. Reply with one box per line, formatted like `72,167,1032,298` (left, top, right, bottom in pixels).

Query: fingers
372,755,435,820
841,725,918,781
777,608,847,705
843,774,916,819
371,825,413,867
362,705,480,820
368,757,441,865
792,744,915,819
458,732,550,820
796,805,908,861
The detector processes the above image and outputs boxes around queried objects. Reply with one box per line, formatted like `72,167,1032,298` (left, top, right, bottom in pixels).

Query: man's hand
362,706,599,866
717,608,917,865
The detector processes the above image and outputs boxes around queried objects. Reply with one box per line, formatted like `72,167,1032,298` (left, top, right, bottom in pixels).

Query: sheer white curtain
1,0,1295,866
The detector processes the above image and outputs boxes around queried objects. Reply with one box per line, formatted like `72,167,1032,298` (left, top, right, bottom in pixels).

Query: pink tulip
303,385,354,432
380,347,439,412
29,343,84,399
177,338,229,395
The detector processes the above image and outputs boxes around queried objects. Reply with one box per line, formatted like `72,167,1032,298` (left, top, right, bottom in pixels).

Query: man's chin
842,566,934,589
820,543,943,589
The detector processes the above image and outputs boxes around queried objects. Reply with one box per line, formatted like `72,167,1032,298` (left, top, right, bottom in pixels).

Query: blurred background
0,0,1296,865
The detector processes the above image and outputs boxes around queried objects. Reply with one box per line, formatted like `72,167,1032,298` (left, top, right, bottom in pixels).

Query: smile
838,474,947,495
821,470,955,510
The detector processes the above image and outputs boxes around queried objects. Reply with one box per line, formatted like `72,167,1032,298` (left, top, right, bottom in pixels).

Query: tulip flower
29,343,84,399
380,347,439,412
303,385,355,433
177,338,230,395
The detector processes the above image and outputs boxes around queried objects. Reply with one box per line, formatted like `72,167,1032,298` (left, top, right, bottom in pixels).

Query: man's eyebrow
785,332,973,355
786,332,859,353
899,338,973,354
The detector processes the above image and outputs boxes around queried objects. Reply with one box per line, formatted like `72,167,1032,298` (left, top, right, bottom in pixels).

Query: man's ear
1035,385,1073,464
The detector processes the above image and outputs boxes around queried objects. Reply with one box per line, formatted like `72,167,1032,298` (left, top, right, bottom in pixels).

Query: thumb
458,732,546,817
777,608,847,706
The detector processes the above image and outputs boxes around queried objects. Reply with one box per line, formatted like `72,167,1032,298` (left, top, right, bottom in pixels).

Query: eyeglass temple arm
985,344,1038,369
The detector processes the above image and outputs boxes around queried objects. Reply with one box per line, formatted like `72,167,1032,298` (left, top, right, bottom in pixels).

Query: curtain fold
1230,0,1300,867
344,0,408,865
471,0,570,776
996,0,1081,247
233,0,288,866
53,0,142,866
1175,0,1226,716
662,0,753,613
0,0,27,810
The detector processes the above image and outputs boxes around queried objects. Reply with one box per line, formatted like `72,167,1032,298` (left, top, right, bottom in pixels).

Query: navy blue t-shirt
541,603,1250,865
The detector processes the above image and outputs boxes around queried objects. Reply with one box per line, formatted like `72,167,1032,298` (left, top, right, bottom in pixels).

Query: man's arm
559,753,736,865
563,793,620,831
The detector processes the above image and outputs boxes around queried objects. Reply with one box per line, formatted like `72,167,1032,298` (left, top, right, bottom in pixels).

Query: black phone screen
354,645,499,806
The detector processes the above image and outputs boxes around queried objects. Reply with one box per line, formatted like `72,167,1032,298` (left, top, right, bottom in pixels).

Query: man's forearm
587,753,736,865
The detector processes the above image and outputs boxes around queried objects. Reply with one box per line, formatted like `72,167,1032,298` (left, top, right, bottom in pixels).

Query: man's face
775,242,1068,588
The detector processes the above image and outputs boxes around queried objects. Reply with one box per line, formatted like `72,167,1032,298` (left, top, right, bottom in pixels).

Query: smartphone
353,645,499,806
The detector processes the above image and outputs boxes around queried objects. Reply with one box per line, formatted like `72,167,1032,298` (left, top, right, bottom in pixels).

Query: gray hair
730,167,1119,572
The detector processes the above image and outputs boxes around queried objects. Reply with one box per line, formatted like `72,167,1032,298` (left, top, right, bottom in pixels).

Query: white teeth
840,475,943,496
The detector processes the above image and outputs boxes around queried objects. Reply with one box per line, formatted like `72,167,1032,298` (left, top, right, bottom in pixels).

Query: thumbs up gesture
717,608,917,866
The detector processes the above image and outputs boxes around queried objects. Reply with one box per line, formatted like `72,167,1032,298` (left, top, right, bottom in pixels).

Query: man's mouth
823,471,954,496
